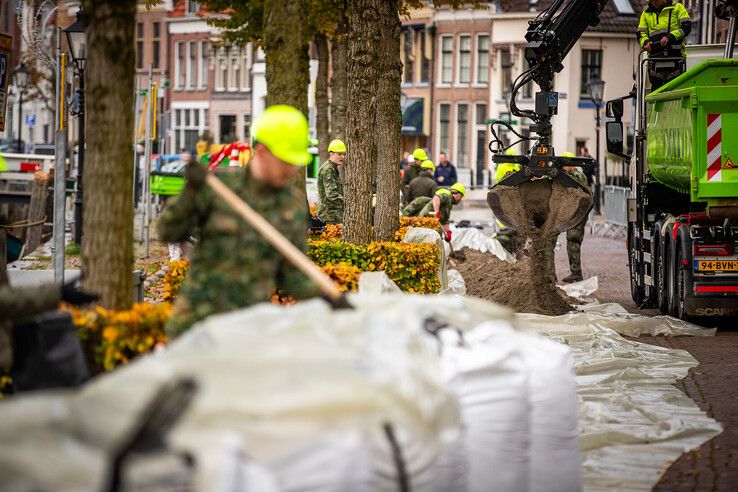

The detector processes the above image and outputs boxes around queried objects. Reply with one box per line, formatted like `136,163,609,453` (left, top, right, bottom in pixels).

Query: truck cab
606,45,738,320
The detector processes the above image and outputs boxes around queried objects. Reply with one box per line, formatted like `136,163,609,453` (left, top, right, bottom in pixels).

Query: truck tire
653,223,669,314
674,228,694,320
628,223,645,305
667,233,678,317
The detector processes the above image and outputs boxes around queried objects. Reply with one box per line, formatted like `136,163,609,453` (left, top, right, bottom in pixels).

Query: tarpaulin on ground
450,227,515,262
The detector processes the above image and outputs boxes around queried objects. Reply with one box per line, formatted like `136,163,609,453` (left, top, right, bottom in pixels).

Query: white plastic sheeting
443,269,467,296
358,271,402,294
557,276,599,300
515,312,723,491
450,227,515,262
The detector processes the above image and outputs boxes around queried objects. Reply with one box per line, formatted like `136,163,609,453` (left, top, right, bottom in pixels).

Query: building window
188,41,196,89
580,49,602,98
175,42,185,89
457,103,468,167
215,47,227,91
476,103,487,125
174,108,207,152
243,114,251,139
219,114,236,143
501,50,513,96
151,22,160,69
199,40,208,88
403,30,415,84
229,46,240,91
521,79,533,99
439,103,450,153
240,46,250,90
440,36,453,84
476,35,489,84
186,1,200,15
420,29,430,83
458,35,471,84
136,22,143,69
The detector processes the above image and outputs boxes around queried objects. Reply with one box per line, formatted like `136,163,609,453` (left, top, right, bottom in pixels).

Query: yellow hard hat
0,154,7,172
421,159,435,171
328,139,346,153
504,148,519,156
450,182,466,196
561,151,576,157
252,105,311,166
412,148,428,161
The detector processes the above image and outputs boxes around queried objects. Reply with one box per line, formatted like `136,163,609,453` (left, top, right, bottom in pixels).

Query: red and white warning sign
707,113,722,182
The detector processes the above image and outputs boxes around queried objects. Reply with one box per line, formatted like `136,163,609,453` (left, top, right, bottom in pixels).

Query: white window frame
198,40,208,89
229,46,240,92
186,1,200,15
437,102,452,158
240,45,251,91
170,102,209,152
455,102,469,168
174,41,184,90
215,47,226,92
438,35,453,86
475,34,489,86
473,103,488,174
186,41,196,89
457,34,472,86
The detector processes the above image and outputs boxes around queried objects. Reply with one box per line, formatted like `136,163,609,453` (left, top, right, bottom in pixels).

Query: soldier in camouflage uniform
406,160,438,202
317,139,346,224
561,152,590,283
402,183,465,242
158,105,322,338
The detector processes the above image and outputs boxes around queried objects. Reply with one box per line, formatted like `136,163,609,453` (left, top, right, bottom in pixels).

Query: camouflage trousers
402,196,432,217
566,219,586,277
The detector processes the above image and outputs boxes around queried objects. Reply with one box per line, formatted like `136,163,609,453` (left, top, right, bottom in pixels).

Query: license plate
694,259,738,272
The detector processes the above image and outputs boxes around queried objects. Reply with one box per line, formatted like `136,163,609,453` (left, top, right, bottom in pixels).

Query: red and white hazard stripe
707,113,722,182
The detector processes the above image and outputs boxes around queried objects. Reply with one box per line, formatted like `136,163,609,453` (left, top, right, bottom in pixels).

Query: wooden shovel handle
205,174,343,300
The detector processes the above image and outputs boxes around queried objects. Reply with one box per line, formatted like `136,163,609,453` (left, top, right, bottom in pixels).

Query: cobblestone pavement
556,230,738,491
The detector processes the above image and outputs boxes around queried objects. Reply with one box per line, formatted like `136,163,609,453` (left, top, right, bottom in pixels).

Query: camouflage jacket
407,171,438,202
1,283,61,371
401,190,454,224
316,159,344,224
157,167,321,338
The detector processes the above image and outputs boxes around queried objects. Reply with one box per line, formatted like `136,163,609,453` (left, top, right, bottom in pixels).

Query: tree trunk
262,1,310,199
344,0,381,245
315,33,330,164
262,1,310,115
373,1,402,242
80,0,135,310
329,10,348,142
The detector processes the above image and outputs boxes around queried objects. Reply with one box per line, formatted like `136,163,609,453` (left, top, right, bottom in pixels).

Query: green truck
607,42,738,320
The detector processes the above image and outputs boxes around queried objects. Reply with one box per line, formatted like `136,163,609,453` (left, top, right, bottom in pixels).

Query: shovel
205,174,344,304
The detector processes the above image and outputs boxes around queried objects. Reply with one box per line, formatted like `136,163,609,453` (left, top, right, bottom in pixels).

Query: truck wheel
667,234,678,317
675,231,694,320
628,223,644,305
654,223,669,314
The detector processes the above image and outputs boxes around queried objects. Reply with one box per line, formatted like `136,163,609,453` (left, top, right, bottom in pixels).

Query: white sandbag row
0,294,579,492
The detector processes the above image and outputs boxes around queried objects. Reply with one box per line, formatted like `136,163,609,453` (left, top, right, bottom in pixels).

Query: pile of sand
460,179,592,315
452,247,574,315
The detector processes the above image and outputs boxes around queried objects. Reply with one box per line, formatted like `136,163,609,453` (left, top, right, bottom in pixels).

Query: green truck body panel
645,59,738,209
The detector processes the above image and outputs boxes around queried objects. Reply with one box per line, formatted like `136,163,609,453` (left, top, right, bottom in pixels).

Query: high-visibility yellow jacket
637,1,691,57
494,162,521,183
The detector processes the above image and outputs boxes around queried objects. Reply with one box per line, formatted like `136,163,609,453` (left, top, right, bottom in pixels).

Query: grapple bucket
488,172,593,236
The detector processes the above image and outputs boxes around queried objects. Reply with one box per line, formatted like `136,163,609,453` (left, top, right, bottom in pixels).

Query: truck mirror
606,121,624,154
606,99,623,120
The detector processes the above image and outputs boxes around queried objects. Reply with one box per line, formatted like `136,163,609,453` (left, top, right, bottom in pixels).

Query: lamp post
14,63,29,153
65,12,87,245
587,77,605,214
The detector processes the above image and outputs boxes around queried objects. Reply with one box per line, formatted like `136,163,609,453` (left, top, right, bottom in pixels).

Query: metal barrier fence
595,185,630,238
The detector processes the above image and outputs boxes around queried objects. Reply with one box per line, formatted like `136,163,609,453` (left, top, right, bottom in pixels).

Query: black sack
11,311,90,392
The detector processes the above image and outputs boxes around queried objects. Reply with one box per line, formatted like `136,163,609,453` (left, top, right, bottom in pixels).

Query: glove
445,230,452,243
322,293,352,310
61,279,99,306
184,160,206,193
436,211,441,219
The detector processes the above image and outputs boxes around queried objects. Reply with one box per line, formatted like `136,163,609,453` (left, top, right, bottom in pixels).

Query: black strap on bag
11,311,90,392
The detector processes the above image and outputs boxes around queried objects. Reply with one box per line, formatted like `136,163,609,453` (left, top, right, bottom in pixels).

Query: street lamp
65,11,87,245
14,63,29,153
587,77,605,214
